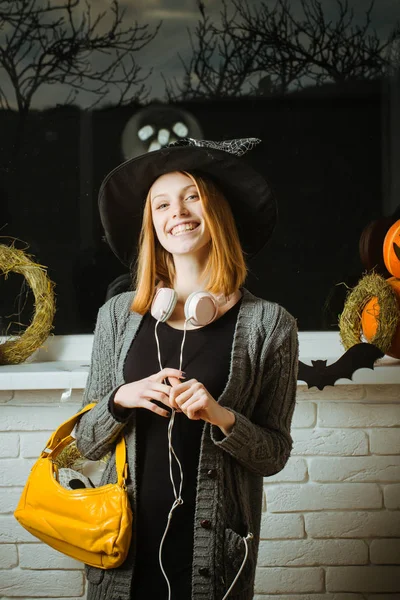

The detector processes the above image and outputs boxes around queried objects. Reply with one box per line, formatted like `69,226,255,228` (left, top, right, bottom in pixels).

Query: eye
156,202,168,210
186,194,199,201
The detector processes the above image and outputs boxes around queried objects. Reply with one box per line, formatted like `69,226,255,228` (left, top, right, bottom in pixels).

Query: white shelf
0,333,399,390
0,361,89,390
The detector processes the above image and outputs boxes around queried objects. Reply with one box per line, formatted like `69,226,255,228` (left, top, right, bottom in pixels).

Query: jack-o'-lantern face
383,219,400,278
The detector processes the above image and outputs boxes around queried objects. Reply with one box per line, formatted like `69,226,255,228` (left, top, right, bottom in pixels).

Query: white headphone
151,286,221,599
150,285,252,600
151,287,220,326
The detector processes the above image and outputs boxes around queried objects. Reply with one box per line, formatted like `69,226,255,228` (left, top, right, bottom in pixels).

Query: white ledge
0,361,90,390
0,333,399,390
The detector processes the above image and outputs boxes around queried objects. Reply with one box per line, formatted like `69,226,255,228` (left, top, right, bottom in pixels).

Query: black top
111,298,242,599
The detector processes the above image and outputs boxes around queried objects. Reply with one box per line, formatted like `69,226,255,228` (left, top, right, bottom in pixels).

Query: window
0,0,398,333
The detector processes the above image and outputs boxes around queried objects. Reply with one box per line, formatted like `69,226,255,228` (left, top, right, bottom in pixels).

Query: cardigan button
207,469,217,479
200,519,212,529
198,567,210,577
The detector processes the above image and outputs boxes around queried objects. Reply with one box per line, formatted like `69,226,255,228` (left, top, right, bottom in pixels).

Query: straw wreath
0,243,55,365
54,441,110,471
54,442,84,470
339,272,399,354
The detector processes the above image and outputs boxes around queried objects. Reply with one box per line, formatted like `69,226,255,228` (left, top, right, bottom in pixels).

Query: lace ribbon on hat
168,137,261,157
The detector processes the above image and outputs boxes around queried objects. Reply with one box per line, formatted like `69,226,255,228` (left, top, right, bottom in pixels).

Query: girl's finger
170,385,192,409
180,389,205,412
141,399,170,418
150,382,172,396
150,368,185,382
183,398,205,420
167,376,183,387
144,390,171,407
169,378,195,399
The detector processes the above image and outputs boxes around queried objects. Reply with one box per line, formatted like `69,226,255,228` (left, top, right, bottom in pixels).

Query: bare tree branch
0,0,160,112
235,0,400,89
165,0,263,101
166,0,400,100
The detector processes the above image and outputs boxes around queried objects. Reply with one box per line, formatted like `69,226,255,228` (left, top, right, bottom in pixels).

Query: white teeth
170,223,198,236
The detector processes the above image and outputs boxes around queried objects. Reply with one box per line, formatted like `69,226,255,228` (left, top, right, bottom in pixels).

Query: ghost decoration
121,104,203,160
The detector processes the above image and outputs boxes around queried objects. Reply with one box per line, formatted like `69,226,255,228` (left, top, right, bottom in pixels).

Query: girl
75,137,298,600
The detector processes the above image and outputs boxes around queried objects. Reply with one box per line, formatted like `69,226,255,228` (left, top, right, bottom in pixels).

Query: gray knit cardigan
74,287,299,600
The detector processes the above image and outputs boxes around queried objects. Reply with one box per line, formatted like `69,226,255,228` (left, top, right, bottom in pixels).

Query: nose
172,200,189,218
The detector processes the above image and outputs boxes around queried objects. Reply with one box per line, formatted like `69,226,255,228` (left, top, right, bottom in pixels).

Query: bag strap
44,402,97,450
43,402,127,488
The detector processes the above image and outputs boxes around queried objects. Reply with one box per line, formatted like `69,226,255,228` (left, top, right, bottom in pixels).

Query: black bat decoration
298,342,384,390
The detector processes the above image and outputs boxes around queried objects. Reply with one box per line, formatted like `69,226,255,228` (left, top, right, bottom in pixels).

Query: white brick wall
0,396,84,599
1,386,400,599
258,384,400,599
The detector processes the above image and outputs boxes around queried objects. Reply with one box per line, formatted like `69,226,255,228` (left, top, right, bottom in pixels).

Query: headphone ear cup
151,288,177,322
185,291,218,326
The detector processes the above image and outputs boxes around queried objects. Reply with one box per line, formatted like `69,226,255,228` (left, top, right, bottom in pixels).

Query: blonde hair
131,171,247,315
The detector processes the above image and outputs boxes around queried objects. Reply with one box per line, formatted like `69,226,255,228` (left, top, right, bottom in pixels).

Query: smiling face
150,171,211,257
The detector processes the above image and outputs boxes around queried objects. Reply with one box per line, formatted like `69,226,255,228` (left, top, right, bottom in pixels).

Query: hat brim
98,145,277,266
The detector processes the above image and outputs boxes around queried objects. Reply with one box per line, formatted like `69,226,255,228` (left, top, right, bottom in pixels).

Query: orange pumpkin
383,219,400,278
361,277,400,359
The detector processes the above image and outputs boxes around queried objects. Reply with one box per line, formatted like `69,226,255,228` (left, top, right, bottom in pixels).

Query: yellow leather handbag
14,403,132,569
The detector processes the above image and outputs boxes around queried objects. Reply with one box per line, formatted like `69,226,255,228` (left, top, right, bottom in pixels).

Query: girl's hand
168,378,236,435
114,368,184,418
